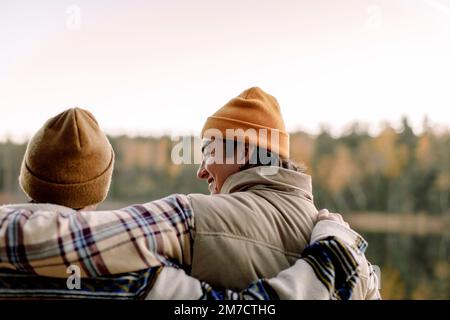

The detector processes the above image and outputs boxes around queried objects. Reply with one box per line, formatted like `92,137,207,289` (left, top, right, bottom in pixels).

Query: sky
1,0,449,142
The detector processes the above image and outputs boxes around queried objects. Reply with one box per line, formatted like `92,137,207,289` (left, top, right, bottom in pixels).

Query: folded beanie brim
19,150,115,209
201,116,290,159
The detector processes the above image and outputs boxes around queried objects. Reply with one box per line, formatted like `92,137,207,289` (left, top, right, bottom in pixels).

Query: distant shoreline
100,201,450,236
1,196,448,235
345,212,450,235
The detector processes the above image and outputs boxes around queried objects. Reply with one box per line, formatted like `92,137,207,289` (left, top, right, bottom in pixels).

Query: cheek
212,164,241,186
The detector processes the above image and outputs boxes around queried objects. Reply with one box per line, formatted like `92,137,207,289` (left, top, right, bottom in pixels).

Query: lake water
362,232,449,299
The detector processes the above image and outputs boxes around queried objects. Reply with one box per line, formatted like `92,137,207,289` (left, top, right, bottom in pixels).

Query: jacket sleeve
364,262,382,300
146,222,369,300
311,220,382,300
0,194,195,278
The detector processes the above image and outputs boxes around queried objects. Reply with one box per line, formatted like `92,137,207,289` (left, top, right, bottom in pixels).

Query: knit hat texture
19,107,115,208
201,87,289,158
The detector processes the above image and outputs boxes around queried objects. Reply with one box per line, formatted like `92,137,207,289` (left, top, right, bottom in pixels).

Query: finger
317,210,330,221
332,213,344,223
332,213,350,228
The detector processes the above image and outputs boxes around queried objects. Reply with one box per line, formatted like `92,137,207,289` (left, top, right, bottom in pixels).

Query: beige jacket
189,166,380,299
148,220,380,300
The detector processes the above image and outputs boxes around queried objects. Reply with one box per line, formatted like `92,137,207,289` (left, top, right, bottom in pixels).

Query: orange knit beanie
201,87,290,159
19,108,115,209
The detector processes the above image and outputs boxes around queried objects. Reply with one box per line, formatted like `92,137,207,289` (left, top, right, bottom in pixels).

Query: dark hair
223,139,305,173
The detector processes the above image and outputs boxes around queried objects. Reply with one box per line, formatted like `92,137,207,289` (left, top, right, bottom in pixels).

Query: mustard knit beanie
19,108,115,209
201,87,290,159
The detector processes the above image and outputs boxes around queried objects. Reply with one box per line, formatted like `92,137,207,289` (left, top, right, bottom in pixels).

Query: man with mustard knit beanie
198,86,301,194
19,107,115,210
201,86,290,160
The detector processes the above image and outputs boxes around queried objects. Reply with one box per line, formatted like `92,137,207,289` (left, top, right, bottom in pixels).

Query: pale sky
1,0,449,142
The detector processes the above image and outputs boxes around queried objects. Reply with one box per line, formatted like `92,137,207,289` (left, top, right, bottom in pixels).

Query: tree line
1,117,449,215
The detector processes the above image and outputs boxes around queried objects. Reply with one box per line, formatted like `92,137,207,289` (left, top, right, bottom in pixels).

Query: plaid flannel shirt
0,236,361,300
0,194,194,277
0,197,366,300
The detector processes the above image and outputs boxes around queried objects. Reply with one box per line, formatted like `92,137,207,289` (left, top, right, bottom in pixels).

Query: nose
197,161,209,180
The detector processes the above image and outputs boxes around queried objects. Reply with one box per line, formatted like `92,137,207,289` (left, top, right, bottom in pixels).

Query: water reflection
363,232,449,299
